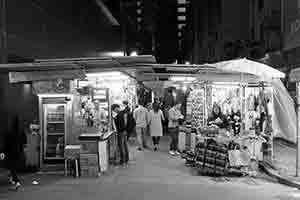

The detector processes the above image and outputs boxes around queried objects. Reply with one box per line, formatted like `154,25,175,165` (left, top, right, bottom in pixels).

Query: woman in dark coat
5,116,27,190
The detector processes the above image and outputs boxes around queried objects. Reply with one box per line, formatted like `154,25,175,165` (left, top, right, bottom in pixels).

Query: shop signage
33,79,71,94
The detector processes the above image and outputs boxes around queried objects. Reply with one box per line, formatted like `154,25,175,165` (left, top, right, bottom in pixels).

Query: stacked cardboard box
80,141,100,177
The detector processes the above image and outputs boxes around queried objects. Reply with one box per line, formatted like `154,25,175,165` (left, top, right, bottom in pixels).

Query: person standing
122,101,136,140
148,103,165,151
85,98,95,127
4,116,26,190
133,100,149,151
111,104,129,166
168,103,184,156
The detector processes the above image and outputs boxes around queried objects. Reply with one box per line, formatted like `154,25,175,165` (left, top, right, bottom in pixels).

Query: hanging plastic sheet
271,79,297,143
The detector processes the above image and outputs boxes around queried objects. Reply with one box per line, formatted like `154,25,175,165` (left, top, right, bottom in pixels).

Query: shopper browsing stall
168,103,184,156
148,103,165,151
121,101,136,140
111,104,129,166
207,104,229,129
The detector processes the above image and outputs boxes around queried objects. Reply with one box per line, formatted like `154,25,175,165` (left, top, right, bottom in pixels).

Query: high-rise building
182,0,282,64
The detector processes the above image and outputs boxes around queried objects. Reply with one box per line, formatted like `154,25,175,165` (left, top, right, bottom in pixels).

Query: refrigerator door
43,104,66,160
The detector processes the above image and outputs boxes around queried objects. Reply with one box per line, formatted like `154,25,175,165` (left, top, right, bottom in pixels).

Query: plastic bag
228,149,251,167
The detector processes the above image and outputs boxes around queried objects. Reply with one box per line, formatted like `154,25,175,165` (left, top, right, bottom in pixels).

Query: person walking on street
168,103,184,156
112,104,129,166
133,100,149,151
148,103,165,151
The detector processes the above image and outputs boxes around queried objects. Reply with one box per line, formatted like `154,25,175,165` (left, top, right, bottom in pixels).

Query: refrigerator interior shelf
47,112,65,114
47,121,65,124
45,157,64,160
47,133,65,136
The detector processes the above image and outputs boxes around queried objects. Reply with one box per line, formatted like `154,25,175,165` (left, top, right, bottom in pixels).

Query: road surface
0,137,299,200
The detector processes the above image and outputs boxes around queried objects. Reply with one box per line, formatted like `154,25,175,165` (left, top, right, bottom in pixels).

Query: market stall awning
289,67,300,82
1,55,156,83
210,58,285,81
134,58,285,86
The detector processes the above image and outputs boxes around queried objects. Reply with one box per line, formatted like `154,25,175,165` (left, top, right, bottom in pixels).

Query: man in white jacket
168,103,184,156
133,100,149,151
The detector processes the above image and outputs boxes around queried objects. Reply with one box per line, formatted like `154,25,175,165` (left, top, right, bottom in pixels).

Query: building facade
0,0,122,163
181,0,282,64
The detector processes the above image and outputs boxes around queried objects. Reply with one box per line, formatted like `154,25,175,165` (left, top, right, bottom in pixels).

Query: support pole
296,82,299,177
0,0,7,64
120,0,127,56
192,0,199,64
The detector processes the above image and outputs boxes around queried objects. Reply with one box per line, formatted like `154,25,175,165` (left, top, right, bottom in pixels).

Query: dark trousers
169,127,179,151
152,137,161,145
117,132,129,164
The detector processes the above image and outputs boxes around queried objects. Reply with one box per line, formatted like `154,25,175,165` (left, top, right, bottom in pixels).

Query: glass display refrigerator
38,94,73,167
93,88,110,130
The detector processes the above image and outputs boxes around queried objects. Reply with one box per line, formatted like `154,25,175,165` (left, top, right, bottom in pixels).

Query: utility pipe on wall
0,0,7,64
94,0,120,26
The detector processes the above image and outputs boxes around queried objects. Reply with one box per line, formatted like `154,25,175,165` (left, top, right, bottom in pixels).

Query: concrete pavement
0,136,299,200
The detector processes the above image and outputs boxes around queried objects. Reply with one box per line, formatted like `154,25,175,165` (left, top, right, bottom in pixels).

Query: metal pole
120,0,127,56
192,0,199,64
0,0,7,64
296,82,299,177
280,0,284,35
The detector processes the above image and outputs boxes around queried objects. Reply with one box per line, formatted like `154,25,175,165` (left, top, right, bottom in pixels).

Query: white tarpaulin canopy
211,59,295,143
271,79,297,143
210,58,286,81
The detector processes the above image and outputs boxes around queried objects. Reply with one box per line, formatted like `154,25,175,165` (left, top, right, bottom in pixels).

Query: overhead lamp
170,76,196,82
87,71,122,77
101,51,124,57
130,51,138,56
86,71,129,80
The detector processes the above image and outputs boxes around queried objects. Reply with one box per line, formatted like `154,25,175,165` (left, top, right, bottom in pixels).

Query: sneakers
121,163,129,168
169,151,176,156
154,147,158,151
169,150,180,156
9,182,21,191
9,177,15,185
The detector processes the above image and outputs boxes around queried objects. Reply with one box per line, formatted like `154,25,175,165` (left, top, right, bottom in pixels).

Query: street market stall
1,55,156,174
142,59,287,176
75,71,138,167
